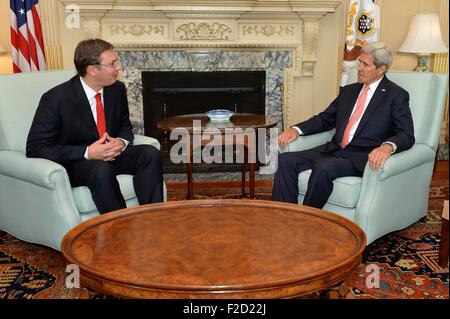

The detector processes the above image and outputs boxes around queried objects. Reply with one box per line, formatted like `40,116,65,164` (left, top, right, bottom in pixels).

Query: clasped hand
88,133,125,161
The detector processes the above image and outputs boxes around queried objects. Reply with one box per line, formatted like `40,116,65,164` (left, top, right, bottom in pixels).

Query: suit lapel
353,76,390,138
72,77,98,138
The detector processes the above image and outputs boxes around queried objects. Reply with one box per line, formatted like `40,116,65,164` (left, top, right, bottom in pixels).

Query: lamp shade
399,14,448,54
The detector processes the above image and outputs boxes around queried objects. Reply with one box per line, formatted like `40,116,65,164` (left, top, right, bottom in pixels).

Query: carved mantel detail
242,25,295,37
110,24,165,37
301,20,320,76
175,22,233,40
83,19,101,39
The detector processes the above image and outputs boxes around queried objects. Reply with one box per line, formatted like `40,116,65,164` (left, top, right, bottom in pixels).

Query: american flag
10,0,46,73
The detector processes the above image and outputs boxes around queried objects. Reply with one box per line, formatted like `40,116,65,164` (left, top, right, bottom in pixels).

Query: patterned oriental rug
0,180,448,299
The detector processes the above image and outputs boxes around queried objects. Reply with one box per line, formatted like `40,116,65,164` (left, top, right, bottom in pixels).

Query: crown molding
114,43,299,50
60,0,341,18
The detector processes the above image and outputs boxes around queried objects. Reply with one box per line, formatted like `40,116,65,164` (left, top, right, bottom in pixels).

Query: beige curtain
40,0,63,70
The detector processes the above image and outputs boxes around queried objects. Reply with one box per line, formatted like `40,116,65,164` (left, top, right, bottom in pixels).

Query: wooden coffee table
61,200,366,298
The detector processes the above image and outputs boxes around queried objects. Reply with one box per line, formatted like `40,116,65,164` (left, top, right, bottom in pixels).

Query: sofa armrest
0,151,70,189
133,134,161,150
282,130,334,153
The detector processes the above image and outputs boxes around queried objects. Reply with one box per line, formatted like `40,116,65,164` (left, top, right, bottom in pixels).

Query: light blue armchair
0,69,166,251
282,71,448,244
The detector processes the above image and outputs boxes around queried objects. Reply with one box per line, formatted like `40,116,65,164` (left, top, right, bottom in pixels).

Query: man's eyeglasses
94,60,123,68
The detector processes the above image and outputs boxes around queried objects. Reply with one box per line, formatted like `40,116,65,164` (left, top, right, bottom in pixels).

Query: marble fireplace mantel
59,0,342,127
61,1,341,56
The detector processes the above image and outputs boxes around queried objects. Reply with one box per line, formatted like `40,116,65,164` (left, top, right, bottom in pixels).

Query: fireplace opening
142,70,266,174
142,70,265,138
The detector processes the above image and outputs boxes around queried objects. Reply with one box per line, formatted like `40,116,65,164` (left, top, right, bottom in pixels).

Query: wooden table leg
249,162,255,199
438,219,449,268
187,162,193,199
244,141,255,199
241,164,246,196
187,141,193,200
241,146,247,197
326,283,350,299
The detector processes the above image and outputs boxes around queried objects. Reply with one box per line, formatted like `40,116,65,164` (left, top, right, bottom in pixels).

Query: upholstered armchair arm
377,144,436,181
0,151,81,250
133,134,161,150
355,143,436,243
0,150,71,189
282,130,335,153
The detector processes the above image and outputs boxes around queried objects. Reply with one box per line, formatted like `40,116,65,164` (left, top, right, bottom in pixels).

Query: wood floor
433,160,449,180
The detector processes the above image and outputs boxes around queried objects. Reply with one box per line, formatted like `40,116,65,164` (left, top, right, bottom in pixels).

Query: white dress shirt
292,76,397,153
79,77,129,159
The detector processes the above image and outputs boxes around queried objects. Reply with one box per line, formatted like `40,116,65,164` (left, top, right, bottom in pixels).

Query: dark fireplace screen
142,70,265,139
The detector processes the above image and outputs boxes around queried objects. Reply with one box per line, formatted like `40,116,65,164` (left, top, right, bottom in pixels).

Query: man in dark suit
26,39,163,214
272,42,415,207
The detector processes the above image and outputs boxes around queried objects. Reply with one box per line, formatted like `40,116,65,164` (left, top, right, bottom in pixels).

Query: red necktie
341,85,370,148
95,92,106,138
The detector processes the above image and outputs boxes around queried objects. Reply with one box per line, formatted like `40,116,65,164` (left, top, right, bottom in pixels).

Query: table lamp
399,13,448,72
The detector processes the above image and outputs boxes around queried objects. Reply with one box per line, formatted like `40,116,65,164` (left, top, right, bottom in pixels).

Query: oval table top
157,113,278,133
61,199,366,298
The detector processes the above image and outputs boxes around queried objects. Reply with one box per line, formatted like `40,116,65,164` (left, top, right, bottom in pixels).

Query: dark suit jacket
26,76,134,166
294,75,415,171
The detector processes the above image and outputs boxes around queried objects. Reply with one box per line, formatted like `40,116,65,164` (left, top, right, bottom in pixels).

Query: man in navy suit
26,39,163,213
272,42,415,207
